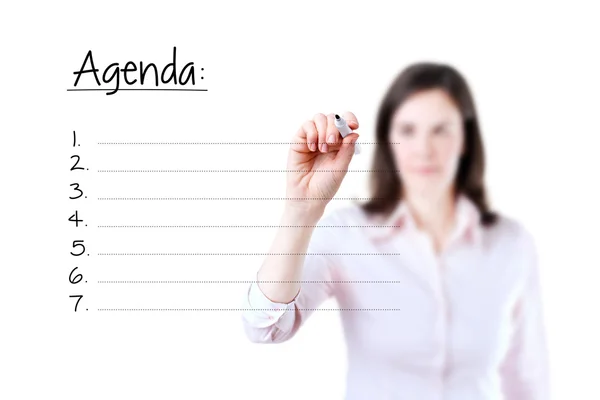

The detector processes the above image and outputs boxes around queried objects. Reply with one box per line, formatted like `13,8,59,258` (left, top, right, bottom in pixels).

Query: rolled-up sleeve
241,214,338,344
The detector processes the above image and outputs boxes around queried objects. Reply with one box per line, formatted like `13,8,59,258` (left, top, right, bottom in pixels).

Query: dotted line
96,169,399,173
97,197,380,201
97,252,401,256
97,308,401,311
97,142,398,145
97,225,399,228
97,280,401,284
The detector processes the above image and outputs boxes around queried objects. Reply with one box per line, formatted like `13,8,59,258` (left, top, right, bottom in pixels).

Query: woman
240,62,549,400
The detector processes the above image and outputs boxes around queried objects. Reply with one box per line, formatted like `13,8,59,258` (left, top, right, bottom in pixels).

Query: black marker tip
335,114,340,119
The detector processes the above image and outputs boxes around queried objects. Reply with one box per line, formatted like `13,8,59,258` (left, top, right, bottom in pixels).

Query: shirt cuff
245,282,296,325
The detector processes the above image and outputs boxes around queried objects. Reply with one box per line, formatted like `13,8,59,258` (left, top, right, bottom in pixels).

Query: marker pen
334,114,361,155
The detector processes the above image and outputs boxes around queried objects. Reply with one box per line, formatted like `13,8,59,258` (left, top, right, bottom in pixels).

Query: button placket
420,231,454,386
414,231,448,381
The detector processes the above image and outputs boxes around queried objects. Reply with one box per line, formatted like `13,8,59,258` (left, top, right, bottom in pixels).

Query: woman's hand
286,112,360,213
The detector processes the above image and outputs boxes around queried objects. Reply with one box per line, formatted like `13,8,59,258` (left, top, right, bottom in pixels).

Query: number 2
70,155,84,171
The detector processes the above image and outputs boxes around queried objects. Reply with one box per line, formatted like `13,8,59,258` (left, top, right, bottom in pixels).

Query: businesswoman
241,62,549,400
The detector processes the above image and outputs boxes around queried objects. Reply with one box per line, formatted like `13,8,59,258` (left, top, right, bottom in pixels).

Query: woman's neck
404,190,457,253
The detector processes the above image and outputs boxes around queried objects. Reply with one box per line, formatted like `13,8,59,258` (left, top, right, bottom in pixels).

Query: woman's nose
414,132,434,156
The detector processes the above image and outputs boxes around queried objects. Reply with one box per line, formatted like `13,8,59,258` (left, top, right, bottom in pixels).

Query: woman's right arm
241,112,360,343
255,203,325,305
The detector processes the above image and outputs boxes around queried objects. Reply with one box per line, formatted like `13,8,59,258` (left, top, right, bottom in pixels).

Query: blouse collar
363,193,483,247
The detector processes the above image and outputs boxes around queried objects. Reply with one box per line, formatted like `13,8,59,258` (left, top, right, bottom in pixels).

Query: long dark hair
360,62,498,227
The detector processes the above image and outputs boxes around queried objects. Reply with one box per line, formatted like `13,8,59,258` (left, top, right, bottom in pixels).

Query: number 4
69,211,83,227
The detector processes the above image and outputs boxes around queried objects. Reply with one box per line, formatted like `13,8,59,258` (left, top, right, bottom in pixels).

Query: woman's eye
399,128,413,136
434,126,447,134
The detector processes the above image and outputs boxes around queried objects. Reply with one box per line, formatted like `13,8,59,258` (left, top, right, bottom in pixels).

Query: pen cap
334,114,361,155
334,114,353,136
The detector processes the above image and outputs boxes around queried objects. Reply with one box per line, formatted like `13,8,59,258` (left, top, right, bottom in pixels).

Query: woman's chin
406,181,447,197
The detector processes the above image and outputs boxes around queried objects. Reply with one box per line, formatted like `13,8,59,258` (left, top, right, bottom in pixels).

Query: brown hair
359,62,498,227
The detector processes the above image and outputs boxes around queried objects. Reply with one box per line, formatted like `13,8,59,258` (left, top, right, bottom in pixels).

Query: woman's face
388,88,465,199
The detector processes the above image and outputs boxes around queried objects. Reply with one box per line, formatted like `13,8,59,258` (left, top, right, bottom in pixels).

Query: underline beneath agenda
67,88,208,91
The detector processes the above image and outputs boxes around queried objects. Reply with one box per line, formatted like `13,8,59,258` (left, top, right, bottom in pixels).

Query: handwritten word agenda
72,47,197,95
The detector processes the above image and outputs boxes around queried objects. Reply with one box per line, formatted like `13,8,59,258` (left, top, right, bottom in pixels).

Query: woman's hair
360,62,499,227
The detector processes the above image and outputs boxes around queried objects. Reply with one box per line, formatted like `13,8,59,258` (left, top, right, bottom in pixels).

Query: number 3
70,183,83,199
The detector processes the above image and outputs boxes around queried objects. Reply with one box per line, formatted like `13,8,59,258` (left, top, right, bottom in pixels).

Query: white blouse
241,193,549,400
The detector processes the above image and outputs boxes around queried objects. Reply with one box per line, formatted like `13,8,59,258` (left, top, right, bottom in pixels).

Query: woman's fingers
312,113,329,153
342,111,359,130
333,132,360,169
301,119,318,152
287,112,360,203
290,112,359,155
326,113,339,146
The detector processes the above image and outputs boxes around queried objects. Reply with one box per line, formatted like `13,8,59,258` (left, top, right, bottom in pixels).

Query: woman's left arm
500,228,550,400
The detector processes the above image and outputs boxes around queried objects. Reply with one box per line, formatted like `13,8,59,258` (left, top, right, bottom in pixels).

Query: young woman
241,62,549,400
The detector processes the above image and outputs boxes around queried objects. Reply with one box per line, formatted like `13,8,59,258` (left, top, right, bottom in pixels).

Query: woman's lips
413,167,439,174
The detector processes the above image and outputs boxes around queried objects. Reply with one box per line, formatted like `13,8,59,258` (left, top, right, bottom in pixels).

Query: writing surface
2,1,600,399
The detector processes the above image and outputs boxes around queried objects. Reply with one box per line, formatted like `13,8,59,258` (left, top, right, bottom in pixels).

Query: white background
1,1,599,399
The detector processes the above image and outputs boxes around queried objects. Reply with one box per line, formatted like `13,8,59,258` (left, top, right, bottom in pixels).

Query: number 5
71,240,85,256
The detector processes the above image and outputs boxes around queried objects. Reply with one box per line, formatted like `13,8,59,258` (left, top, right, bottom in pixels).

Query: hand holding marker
260,114,359,309
335,114,361,154
285,112,360,211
